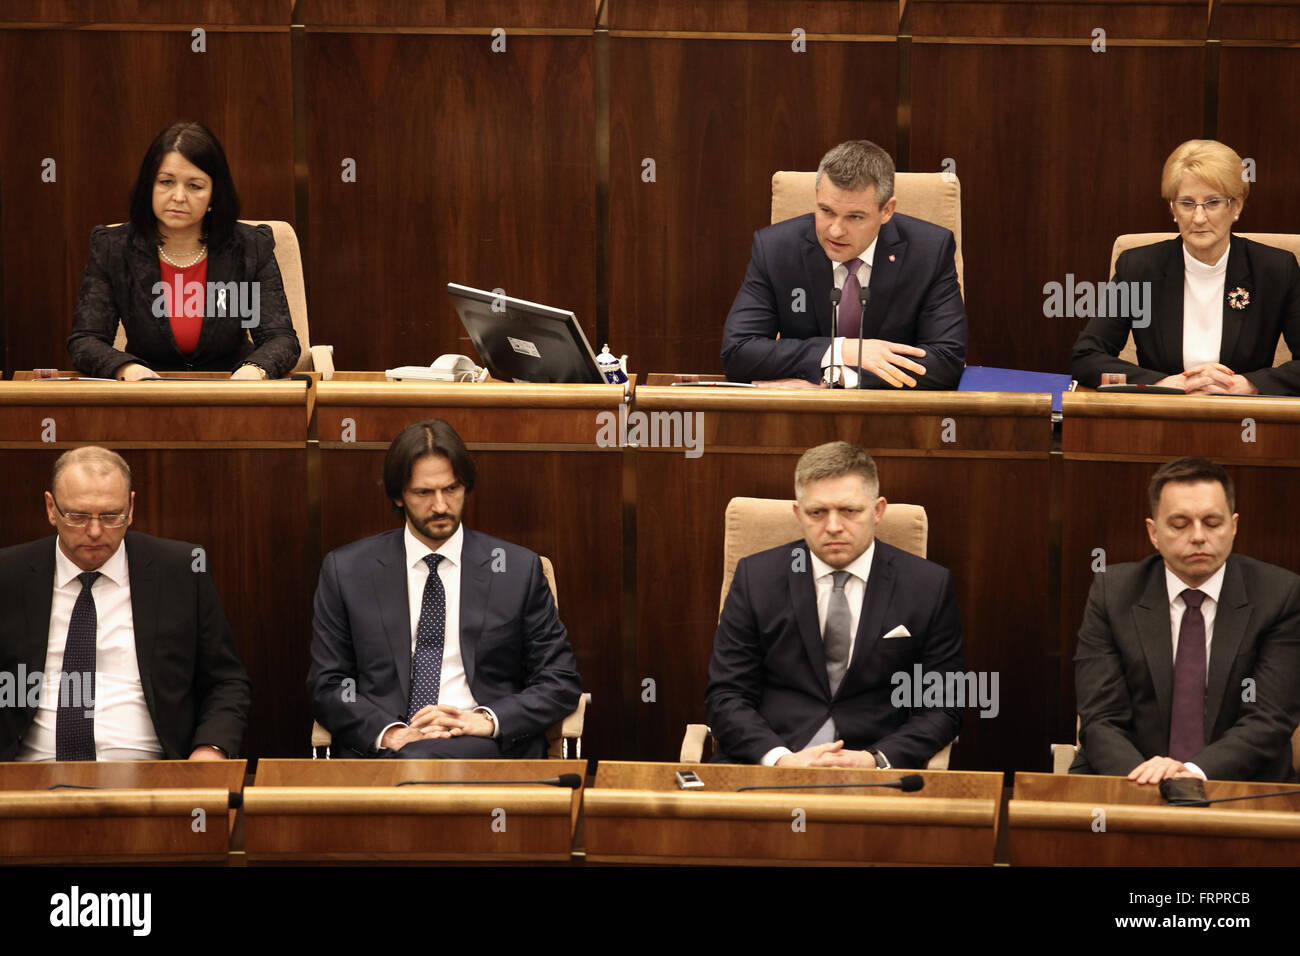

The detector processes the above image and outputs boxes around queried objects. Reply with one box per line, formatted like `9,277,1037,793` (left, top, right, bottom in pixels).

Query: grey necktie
808,570,854,746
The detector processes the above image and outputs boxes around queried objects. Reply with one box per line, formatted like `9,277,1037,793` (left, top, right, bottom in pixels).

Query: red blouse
158,256,209,355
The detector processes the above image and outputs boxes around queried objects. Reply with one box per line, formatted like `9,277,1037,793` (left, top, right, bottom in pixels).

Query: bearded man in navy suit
309,419,581,758
721,140,967,389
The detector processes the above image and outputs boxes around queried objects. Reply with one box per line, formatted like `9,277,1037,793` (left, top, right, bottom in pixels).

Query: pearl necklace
158,244,207,268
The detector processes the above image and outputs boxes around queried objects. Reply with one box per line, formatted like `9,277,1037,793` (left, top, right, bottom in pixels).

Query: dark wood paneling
910,1,1206,39
319,447,623,761
609,37,896,378
608,0,896,33
0,27,294,375
1220,0,1300,41
1218,48,1300,232
296,1,595,29
0,447,312,760
0,1,289,24
303,32,595,372
911,43,1203,372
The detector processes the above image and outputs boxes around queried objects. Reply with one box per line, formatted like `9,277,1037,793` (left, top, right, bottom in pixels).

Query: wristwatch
871,750,891,769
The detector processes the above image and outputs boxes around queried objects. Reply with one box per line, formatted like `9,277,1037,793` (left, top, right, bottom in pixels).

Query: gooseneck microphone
828,287,843,388
396,773,582,789
736,774,924,793
856,285,871,387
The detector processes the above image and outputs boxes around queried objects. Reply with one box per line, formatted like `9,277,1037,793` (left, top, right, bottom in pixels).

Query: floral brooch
1228,287,1251,310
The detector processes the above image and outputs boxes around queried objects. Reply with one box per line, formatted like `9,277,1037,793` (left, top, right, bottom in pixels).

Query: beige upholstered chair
1053,717,1300,776
110,219,335,377
681,496,954,770
1108,233,1300,367
311,555,589,758
770,170,965,298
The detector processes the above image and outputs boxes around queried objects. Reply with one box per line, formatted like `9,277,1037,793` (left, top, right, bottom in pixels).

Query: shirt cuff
820,339,859,388
761,746,793,767
473,706,501,739
1181,761,1207,781
375,721,406,752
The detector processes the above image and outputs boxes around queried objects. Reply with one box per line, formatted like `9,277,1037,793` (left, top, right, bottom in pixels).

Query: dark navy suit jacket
308,527,582,757
720,212,967,388
705,539,965,767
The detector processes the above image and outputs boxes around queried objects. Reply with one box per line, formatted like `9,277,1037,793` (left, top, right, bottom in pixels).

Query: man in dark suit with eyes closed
706,441,965,768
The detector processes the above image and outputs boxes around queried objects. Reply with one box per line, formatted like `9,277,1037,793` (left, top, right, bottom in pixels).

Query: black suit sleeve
1070,249,1167,387
240,224,301,378
1073,572,1148,775
1242,253,1300,396
721,232,832,383
484,555,582,745
307,550,404,754
1192,576,1300,780
189,565,253,758
705,558,790,763
68,226,149,378
857,230,966,391
870,569,965,768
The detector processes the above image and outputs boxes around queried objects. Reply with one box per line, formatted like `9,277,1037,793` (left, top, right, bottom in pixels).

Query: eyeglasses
51,496,130,528
1171,197,1234,216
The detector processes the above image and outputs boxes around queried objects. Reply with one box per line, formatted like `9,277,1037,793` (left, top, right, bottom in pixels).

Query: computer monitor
446,283,604,384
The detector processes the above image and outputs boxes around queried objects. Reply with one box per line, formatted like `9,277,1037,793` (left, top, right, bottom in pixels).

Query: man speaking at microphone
720,139,966,388
705,442,965,768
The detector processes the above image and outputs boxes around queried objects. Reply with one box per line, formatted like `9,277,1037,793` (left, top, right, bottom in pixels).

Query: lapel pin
888,254,896,262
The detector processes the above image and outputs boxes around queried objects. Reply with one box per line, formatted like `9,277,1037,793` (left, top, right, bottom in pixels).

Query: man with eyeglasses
0,446,250,761
1073,138,1300,395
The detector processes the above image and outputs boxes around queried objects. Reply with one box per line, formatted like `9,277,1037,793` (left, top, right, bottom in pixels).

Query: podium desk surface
1008,772,1300,866
584,761,1003,866
0,759,247,865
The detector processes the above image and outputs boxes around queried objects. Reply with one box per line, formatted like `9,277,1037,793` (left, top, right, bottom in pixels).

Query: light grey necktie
808,570,853,746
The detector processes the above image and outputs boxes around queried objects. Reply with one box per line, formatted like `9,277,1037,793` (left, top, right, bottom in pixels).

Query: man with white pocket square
706,441,965,767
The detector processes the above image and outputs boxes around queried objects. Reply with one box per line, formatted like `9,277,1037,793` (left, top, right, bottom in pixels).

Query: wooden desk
1057,393,1300,741
243,758,586,863
629,387,1055,771
584,761,1002,865
312,380,629,758
0,380,314,758
1008,771,1300,865
0,760,246,864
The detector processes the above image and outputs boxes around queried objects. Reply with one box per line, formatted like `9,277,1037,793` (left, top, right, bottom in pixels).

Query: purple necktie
837,258,865,338
56,571,100,761
1169,588,1207,762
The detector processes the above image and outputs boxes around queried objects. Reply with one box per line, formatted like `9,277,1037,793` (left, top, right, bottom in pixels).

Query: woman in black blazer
1072,139,1300,396
67,121,300,380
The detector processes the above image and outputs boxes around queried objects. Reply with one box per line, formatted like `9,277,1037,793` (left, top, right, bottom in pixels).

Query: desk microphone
829,287,844,388
736,774,924,793
856,285,871,387
396,773,582,789
1162,780,1299,808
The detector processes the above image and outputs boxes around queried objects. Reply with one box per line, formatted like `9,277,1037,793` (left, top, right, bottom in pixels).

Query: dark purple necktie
1169,588,1207,763
837,258,865,338
406,553,446,720
55,571,101,761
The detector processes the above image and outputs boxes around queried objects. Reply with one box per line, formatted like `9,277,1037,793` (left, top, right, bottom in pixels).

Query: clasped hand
1155,363,1258,395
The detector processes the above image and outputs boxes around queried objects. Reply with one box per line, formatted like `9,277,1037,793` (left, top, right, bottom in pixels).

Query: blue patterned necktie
406,553,446,720
56,571,101,761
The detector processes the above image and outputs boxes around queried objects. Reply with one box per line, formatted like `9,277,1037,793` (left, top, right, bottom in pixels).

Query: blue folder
957,366,1075,413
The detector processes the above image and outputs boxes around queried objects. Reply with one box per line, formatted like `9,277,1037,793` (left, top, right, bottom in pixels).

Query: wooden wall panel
303,32,595,373
910,43,1203,372
608,37,897,377
608,0,896,33
0,448,312,759
909,1,1206,39
0,1,289,24
1218,49,1300,232
0,26,294,376
295,1,595,29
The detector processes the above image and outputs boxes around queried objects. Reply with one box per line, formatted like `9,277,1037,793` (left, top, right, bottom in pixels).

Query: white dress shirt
374,523,499,750
1181,245,1228,371
761,541,877,766
17,538,164,761
820,238,878,387
1162,562,1226,780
